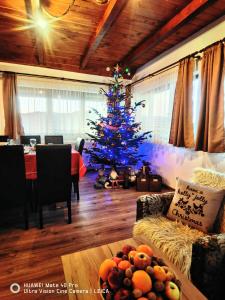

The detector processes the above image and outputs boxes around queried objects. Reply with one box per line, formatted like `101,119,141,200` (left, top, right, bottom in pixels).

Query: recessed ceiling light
35,13,48,30
36,17,48,29
33,11,50,35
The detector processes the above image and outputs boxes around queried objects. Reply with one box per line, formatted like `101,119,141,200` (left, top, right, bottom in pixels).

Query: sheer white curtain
132,67,178,144
17,76,107,142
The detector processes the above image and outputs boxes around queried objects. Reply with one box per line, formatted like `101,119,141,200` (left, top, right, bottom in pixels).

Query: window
133,68,178,144
17,79,107,142
193,72,201,138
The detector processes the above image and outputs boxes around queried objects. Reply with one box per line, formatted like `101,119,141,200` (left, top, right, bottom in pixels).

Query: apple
128,250,137,264
165,281,180,300
137,244,154,257
133,252,151,269
162,266,175,281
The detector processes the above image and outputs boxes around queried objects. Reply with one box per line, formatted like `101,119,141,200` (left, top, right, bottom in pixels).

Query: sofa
133,168,225,300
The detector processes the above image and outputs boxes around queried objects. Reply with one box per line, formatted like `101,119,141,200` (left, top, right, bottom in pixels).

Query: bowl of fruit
99,244,181,300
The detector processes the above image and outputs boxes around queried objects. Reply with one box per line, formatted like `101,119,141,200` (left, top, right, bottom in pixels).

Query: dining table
24,149,86,180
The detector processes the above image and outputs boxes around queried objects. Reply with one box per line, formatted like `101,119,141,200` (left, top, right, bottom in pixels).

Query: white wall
134,16,225,188
139,143,225,189
0,62,113,84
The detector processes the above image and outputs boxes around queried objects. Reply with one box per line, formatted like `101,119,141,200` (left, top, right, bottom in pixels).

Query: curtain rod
0,71,110,86
130,37,225,87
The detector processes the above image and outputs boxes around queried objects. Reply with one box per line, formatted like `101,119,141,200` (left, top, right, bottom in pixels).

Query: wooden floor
0,172,171,300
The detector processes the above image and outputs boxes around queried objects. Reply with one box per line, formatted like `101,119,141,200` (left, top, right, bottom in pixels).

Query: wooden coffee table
61,237,207,300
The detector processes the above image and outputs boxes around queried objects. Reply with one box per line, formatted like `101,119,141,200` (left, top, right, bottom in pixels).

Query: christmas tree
86,64,151,167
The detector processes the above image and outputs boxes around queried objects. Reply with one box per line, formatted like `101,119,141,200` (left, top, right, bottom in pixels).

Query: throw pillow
167,178,225,233
192,168,225,233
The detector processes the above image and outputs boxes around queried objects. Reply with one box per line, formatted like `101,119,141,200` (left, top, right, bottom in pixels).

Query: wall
139,143,225,189
134,16,225,188
0,62,113,84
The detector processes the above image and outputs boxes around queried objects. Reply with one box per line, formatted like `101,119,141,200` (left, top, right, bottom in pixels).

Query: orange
118,260,131,270
138,298,148,300
132,270,152,294
137,244,154,257
99,259,116,281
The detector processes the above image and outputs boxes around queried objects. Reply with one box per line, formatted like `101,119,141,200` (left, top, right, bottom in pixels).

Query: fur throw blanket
192,167,225,189
133,216,204,277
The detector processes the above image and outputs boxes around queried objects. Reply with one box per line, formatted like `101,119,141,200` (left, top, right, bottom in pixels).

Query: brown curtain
125,84,132,108
169,57,194,148
3,72,24,139
195,43,225,153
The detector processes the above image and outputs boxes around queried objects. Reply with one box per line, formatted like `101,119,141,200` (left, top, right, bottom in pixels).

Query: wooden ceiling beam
80,0,126,69
24,0,44,65
121,0,215,66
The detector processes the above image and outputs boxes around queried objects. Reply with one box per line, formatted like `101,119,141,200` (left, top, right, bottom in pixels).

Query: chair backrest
45,135,63,144
0,135,9,142
20,135,41,145
0,145,27,208
36,144,71,205
75,138,85,155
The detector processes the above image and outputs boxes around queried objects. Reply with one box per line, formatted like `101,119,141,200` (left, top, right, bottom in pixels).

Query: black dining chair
44,135,63,144
36,144,72,228
0,145,29,229
20,135,41,145
72,173,80,201
75,137,85,155
0,135,9,142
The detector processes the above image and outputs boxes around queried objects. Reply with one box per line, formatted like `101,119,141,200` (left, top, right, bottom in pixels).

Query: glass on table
7,139,15,145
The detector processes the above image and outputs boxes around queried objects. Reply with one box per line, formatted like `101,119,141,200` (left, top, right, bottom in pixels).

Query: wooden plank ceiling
0,0,224,77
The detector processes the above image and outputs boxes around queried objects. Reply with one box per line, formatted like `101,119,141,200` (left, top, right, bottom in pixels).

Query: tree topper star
114,64,120,73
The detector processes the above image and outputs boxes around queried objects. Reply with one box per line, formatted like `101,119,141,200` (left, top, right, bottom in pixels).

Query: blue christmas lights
85,65,152,167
